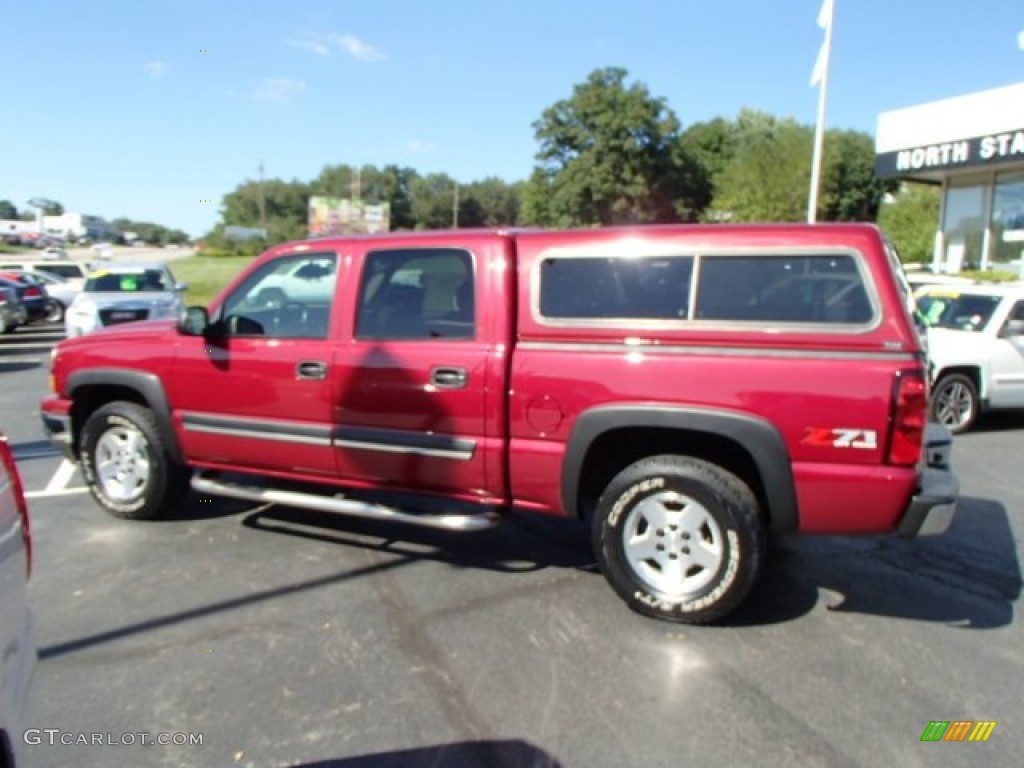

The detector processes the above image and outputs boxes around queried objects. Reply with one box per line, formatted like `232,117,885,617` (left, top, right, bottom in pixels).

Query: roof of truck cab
283,222,885,252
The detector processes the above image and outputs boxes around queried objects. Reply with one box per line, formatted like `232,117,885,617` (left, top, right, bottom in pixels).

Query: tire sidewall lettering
608,476,664,527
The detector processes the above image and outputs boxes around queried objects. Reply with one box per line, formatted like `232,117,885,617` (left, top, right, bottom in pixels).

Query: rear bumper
898,424,959,537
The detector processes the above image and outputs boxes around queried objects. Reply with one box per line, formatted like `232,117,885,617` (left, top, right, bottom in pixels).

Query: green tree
877,183,941,264
220,178,310,245
409,173,458,229
709,111,814,222
0,200,18,219
460,178,522,227
522,67,705,227
821,130,893,222
42,201,64,216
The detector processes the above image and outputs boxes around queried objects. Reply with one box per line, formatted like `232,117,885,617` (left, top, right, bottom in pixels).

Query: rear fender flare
561,405,799,533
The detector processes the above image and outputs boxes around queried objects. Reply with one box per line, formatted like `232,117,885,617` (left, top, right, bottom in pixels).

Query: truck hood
58,318,179,348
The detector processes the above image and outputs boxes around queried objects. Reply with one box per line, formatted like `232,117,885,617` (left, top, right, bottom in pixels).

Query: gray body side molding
68,368,184,464
561,405,799,532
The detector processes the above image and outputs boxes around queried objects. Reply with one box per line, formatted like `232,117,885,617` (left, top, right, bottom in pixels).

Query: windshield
916,292,1002,332
85,269,170,293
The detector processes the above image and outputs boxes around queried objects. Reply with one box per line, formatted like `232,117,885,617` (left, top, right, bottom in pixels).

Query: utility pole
258,160,267,232
452,182,459,228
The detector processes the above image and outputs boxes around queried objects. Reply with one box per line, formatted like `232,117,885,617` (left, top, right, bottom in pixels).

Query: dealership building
875,80,1024,273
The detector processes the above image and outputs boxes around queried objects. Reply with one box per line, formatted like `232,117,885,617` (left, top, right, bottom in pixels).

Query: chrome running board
191,471,501,531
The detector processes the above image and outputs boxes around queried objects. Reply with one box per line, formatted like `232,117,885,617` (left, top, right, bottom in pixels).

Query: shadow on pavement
160,490,262,521
967,410,1024,433
241,502,596,575
726,495,1020,628
0,360,40,373
10,438,60,460
292,740,562,768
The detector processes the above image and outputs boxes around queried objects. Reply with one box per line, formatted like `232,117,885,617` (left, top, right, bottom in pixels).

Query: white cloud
145,60,167,78
284,37,330,56
407,140,433,153
328,33,385,62
1018,28,1024,50
282,31,385,62
253,77,307,103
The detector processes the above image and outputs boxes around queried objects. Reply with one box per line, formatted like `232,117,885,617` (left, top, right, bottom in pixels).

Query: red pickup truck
40,223,958,623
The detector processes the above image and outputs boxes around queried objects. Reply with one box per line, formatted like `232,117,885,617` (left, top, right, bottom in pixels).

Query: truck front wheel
79,401,190,520
592,455,765,624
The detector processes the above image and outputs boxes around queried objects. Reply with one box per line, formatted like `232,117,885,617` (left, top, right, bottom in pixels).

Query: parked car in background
0,432,35,768
0,285,28,334
917,282,1024,432
0,275,49,323
0,260,90,291
5,270,78,322
65,262,188,338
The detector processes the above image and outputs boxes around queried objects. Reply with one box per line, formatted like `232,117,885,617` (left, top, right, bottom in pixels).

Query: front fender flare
68,368,184,465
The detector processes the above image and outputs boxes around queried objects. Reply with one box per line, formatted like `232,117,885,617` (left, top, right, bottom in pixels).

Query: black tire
929,372,979,434
44,299,64,323
592,455,765,625
79,401,190,520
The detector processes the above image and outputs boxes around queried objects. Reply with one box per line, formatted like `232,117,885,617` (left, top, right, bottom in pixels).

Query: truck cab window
220,253,337,339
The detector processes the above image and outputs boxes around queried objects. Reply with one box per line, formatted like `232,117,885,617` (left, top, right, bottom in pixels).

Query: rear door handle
431,366,468,389
297,360,328,380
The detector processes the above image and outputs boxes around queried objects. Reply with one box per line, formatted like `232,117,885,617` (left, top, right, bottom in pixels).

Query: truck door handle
296,360,328,380
431,367,468,389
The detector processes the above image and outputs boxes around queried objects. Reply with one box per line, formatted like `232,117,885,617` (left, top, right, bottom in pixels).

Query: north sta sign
876,129,1024,177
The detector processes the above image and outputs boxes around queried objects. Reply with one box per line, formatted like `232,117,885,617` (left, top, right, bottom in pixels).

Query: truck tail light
0,434,31,576
887,369,927,467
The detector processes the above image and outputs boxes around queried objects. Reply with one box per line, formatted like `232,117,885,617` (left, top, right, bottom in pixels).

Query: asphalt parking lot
2,322,1022,768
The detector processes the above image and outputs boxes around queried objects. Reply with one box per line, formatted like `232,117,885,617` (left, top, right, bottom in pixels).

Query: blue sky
2,0,1022,237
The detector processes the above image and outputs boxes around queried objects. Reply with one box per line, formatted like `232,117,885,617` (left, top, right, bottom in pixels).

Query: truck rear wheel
79,401,190,520
592,455,765,624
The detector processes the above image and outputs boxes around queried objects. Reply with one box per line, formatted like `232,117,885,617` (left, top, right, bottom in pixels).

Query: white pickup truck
917,282,1024,432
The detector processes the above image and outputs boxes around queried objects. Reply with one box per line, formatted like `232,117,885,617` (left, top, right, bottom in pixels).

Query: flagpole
807,0,835,223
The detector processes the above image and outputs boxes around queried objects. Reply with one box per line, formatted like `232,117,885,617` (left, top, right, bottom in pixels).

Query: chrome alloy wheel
932,378,977,431
95,423,151,503
622,490,724,597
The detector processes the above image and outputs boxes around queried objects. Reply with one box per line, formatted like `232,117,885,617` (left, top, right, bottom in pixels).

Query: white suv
917,283,1024,433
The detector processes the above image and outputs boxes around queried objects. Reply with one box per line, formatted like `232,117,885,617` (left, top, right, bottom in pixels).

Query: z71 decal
802,427,878,449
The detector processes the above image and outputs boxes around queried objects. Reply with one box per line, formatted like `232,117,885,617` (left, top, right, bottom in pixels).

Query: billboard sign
308,197,390,237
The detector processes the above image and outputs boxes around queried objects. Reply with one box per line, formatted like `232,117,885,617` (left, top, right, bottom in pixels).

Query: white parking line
45,459,78,492
25,459,90,498
25,487,89,499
